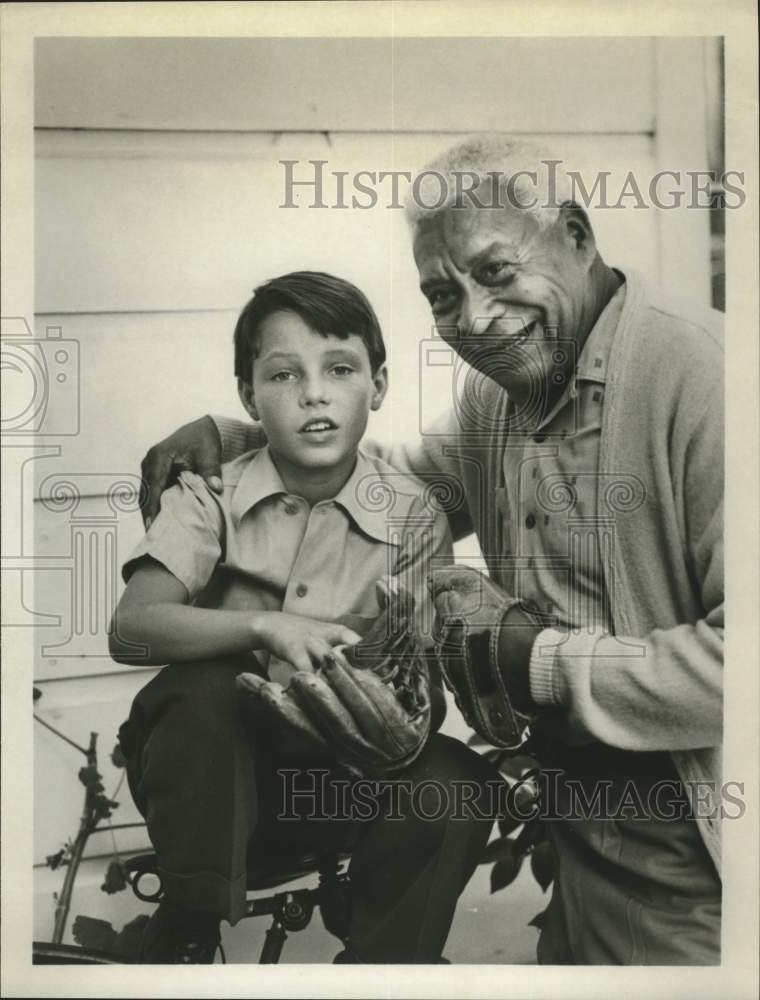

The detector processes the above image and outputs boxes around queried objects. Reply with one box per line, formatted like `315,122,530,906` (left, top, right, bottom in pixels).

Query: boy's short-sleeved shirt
123,446,453,667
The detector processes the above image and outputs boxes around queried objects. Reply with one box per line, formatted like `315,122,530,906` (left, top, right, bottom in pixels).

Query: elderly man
141,136,724,964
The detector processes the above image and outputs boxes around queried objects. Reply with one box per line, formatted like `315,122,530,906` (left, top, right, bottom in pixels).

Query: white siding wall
29,36,714,944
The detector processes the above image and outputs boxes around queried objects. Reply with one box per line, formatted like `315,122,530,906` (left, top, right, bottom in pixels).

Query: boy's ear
237,379,259,421
370,365,389,411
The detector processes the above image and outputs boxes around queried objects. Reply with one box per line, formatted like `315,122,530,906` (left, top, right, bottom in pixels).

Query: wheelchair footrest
245,888,316,930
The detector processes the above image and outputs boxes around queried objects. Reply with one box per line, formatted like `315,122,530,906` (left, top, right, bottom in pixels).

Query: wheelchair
34,846,351,965
125,847,352,964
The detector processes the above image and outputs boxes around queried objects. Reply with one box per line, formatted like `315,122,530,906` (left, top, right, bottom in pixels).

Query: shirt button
533,433,546,443
525,513,536,529
284,503,298,516
296,583,308,598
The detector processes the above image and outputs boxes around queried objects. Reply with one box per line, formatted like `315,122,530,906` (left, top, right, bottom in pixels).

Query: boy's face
238,310,387,476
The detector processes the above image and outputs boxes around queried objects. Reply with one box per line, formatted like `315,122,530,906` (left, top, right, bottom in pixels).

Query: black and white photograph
1,2,758,997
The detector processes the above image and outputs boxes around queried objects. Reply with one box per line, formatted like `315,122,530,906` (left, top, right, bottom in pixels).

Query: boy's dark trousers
118,655,496,963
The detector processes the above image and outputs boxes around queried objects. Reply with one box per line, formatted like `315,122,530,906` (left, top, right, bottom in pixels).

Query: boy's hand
140,416,223,528
238,582,433,777
254,612,362,674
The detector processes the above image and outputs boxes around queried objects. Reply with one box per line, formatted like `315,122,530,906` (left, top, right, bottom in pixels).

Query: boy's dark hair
234,271,386,381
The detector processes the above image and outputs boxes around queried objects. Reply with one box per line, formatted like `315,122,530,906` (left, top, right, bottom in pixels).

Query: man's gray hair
404,134,575,230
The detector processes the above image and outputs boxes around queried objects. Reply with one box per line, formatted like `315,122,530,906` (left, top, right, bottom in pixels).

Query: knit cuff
528,628,567,706
530,628,606,708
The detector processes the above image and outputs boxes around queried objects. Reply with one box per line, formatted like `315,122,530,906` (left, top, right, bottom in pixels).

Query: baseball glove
236,578,431,776
428,565,541,749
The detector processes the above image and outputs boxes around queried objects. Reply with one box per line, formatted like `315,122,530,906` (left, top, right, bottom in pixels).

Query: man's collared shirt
500,278,626,632
124,446,452,672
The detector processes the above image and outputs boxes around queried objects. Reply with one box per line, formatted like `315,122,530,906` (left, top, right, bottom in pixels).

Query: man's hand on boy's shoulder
140,416,225,528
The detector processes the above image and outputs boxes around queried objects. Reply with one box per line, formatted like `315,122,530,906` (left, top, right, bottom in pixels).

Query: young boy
111,271,496,964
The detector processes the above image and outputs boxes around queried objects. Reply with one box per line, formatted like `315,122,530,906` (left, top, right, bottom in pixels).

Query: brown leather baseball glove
236,579,431,776
428,565,541,749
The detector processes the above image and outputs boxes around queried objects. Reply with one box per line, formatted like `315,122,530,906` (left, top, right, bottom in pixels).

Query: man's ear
559,203,596,263
370,365,389,411
237,378,259,421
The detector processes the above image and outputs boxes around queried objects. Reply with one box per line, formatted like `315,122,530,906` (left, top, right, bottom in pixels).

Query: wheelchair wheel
32,940,131,965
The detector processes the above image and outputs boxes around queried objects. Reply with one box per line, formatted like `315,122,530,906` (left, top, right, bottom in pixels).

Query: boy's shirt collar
230,445,395,544
230,445,287,519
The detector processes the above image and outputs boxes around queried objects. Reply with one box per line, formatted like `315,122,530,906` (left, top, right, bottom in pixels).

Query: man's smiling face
412,197,595,409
